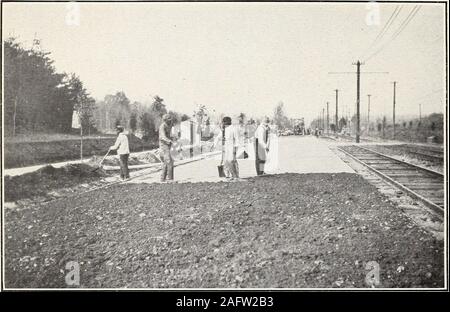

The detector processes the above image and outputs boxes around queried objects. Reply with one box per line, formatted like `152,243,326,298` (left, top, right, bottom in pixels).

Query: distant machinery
292,118,305,135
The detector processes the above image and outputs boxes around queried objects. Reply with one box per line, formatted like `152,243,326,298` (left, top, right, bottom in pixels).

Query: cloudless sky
3,2,446,124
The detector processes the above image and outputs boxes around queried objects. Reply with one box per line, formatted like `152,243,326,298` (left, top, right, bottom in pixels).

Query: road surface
128,136,354,184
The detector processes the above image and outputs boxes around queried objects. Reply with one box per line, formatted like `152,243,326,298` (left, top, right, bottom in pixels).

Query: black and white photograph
1,0,448,295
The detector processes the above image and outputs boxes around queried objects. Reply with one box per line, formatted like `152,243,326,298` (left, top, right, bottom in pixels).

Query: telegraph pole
392,81,397,139
326,102,329,135
318,113,321,131
322,108,325,130
328,67,388,141
335,89,339,134
80,101,83,162
367,94,371,136
353,60,363,143
419,103,422,123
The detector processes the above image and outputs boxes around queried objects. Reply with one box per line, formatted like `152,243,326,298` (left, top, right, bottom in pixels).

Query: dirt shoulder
4,173,444,288
3,164,112,202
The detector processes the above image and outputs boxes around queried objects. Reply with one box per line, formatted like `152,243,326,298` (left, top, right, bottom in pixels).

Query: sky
3,1,446,124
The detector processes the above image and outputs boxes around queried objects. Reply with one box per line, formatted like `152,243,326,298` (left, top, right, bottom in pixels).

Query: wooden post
190,120,194,158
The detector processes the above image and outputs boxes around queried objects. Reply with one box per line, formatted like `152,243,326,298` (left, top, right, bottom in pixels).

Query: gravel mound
4,164,108,202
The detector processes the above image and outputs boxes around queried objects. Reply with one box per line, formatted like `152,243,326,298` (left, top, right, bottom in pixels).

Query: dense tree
105,92,131,128
139,112,157,141
70,74,97,135
273,102,291,130
3,38,84,135
129,101,140,134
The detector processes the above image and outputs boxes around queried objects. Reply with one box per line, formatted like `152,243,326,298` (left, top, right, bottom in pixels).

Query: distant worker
255,117,271,175
159,114,175,182
109,125,130,180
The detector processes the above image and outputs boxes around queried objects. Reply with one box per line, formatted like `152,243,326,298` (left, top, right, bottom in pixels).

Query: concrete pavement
127,136,354,184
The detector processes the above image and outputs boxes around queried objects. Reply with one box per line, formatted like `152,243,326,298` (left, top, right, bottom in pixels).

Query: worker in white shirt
255,117,271,175
109,125,130,180
211,116,240,179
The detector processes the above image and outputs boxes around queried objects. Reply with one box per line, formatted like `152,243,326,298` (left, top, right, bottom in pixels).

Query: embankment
4,135,157,168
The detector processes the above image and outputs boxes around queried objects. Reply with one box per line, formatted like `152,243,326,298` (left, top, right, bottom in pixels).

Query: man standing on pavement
109,125,130,180
254,117,271,175
211,116,240,179
159,114,174,182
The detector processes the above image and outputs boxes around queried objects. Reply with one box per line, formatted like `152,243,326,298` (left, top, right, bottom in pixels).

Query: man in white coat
109,125,130,180
254,117,271,175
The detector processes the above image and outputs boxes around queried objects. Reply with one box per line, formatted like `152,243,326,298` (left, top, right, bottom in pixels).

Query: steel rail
356,146,444,177
338,146,445,218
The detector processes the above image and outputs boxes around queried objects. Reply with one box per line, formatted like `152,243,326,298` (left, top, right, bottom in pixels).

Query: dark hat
222,116,232,126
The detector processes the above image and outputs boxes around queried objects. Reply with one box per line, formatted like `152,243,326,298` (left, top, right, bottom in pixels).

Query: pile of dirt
87,151,162,167
89,156,146,167
4,173,444,288
4,163,109,202
135,151,162,163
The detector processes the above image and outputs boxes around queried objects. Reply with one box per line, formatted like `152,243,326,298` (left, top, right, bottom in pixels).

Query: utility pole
367,94,371,136
335,89,339,134
328,68,388,142
326,102,329,135
392,81,397,139
353,60,363,143
80,101,83,162
190,119,194,158
322,108,325,130
419,103,422,123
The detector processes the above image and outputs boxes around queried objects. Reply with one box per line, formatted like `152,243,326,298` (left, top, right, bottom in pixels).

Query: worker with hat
109,125,130,180
159,114,175,182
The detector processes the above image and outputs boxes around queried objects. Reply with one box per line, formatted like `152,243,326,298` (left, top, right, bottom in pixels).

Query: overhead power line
364,5,421,62
372,6,402,47
361,6,402,61
390,5,421,42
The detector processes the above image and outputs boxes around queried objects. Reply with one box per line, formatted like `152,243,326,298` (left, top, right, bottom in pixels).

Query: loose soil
4,173,444,288
4,142,215,203
3,164,110,202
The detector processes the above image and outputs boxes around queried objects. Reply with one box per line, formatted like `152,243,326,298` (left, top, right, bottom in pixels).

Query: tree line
4,38,94,136
3,38,190,141
4,38,294,141
94,93,189,141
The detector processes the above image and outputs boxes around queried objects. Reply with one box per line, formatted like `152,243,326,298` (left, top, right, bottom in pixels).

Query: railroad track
361,144,444,162
402,144,444,161
322,133,375,143
338,145,445,217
